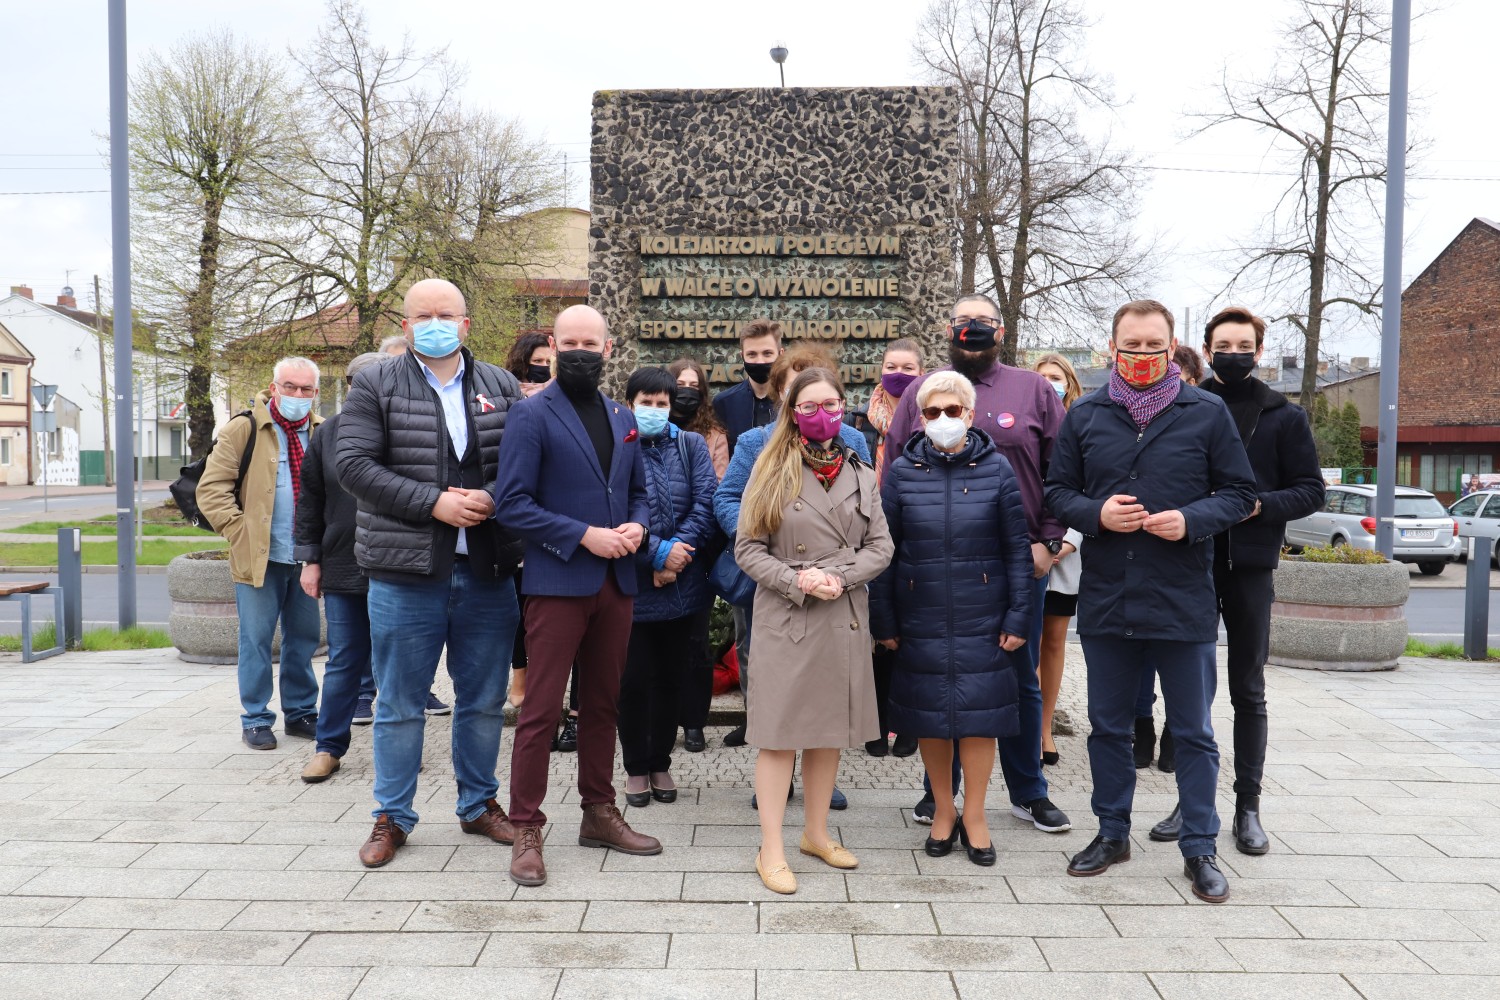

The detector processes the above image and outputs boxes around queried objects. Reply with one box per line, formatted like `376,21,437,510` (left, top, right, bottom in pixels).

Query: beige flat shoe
799,834,859,869
301,751,340,784
756,852,798,894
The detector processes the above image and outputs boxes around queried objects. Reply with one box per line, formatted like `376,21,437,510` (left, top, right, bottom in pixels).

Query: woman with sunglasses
870,371,1035,867
735,367,893,894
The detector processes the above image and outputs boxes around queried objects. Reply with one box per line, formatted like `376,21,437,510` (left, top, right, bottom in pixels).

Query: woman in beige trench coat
736,367,894,894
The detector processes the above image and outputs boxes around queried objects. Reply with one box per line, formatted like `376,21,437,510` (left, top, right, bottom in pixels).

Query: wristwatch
1042,539,1063,555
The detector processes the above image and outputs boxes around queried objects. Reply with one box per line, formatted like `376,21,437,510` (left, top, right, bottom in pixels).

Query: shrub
1293,544,1388,565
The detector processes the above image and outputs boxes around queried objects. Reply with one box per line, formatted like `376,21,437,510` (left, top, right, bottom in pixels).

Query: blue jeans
316,591,373,757
1080,635,1221,858
235,561,320,730
368,567,519,832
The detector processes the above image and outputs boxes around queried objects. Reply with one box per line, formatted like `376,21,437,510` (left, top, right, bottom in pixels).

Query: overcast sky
2,0,1493,363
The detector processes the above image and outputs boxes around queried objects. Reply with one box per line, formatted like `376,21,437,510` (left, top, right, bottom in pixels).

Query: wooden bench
0,581,63,662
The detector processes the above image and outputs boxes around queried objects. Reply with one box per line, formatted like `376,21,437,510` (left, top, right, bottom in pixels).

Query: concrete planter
167,551,325,664
1268,557,1409,671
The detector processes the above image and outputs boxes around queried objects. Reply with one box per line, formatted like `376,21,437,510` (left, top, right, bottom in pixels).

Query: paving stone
350,967,560,1000
759,901,936,934
227,900,416,932
1280,905,1479,941
346,870,520,901
583,900,758,933
100,820,264,843
667,931,853,969
854,933,1048,971
13,866,202,899
402,899,584,932
1332,879,1500,909
952,971,1160,1000
1373,856,1500,884
1007,875,1185,905
55,800,211,822
1148,972,1364,999
1220,939,1430,974
0,840,151,867
130,843,302,870
1165,877,1357,907
0,963,171,1000
1038,938,1242,972
1277,832,1445,857
478,930,670,968
97,928,307,965
932,901,1116,937
1103,904,1299,938
145,965,366,1000
0,895,78,926
1402,940,1500,975
758,969,954,999
0,925,125,962
49,898,246,930
0,819,126,841
1345,973,1500,1000
605,844,920,875
288,929,488,966
684,871,847,902
181,869,360,901
290,844,455,871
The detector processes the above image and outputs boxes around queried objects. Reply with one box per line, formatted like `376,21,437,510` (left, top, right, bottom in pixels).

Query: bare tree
916,0,1153,363
130,29,294,457
1197,0,1398,401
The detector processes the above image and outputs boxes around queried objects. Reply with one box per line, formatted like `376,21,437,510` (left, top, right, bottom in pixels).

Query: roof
1330,483,1431,496
233,302,372,354
1403,217,1500,294
513,278,587,298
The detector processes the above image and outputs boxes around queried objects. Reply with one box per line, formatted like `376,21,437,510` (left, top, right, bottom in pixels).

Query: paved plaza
0,646,1497,999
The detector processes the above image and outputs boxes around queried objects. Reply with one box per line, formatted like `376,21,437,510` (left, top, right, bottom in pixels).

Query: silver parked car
1449,489,1500,568
1284,484,1461,575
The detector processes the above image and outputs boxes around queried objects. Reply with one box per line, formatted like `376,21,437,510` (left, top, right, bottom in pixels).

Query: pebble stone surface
0,646,1497,999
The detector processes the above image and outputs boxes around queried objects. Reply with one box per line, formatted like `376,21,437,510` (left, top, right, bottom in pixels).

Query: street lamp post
770,44,788,88
1374,0,1411,558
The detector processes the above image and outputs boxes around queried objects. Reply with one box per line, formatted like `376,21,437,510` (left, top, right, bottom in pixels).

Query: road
0,488,170,528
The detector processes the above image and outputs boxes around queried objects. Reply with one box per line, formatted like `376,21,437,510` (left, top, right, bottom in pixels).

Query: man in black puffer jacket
1148,306,1324,856
336,278,526,870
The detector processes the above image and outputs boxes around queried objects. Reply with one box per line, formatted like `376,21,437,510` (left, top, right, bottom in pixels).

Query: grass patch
0,539,224,567
1405,637,1500,661
0,624,173,653
9,518,199,537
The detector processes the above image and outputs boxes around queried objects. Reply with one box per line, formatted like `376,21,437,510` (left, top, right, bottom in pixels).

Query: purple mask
881,371,918,398
794,406,845,443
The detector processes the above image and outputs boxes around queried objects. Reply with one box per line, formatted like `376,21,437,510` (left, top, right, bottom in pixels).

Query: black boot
1156,727,1176,773
1233,794,1270,855
554,713,578,753
1133,716,1156,769
1148,803,1182,842
891,734,919,758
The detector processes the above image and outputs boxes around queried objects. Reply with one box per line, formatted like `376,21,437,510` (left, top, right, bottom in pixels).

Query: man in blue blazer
711,318,783,455
495,304,663,887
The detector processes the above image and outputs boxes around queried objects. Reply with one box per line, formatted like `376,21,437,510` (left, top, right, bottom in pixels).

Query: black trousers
1215,563,1275,797
676,606,714,731
619,613,701,775
871,642,895,738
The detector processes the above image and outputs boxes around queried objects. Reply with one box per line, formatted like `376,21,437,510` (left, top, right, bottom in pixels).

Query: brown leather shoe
459,798,515,845
359,814,407,869
578,802,663,856
510,825,546,886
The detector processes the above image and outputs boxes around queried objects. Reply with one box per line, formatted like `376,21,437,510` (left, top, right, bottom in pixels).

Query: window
1342,493,1371,516
0,370,10,398
1323,492,1345,514
170,428,183,457
1452,495,1484,517
1481,495,1500,521
1394,496,1446,517
0,437,9,465
1397,454,1413,486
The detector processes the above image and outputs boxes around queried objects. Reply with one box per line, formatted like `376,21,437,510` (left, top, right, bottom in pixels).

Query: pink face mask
794,406,845,443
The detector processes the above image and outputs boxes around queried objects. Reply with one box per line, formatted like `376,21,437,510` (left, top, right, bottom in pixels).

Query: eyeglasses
792,399,844,417
921,405,968,420
950,315,999,328
409,312,466,323
276,381,319,398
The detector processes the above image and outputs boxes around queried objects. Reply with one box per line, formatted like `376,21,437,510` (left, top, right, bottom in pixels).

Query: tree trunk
187,198,224,458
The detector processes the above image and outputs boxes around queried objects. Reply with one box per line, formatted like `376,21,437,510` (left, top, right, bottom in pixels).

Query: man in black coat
336,278,526,869
1149,307,1325,855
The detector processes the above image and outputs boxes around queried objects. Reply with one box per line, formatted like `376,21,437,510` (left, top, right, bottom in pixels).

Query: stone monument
589,86,959,395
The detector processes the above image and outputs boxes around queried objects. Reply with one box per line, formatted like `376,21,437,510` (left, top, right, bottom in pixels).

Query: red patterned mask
1115,348,1170,388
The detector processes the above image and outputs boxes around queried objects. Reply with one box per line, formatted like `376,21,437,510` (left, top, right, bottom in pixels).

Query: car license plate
1401,529,1435,540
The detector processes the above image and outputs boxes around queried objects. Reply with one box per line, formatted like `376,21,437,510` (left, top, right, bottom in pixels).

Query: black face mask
951,318,1000,352
1210,351,1257,382
526,363,552,384
671,386,703,422
742,361,773,385
555,349,605,396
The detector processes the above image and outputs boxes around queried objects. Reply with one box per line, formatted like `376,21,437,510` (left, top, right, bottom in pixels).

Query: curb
0,566,170,575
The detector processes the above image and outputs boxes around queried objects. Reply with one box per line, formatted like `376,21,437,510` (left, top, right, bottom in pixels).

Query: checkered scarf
1107,364,1182,430
268,397,309,507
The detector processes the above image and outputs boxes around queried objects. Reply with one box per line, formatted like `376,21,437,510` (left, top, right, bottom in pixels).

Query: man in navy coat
1046,299,1257,904
495,304,662,887
711,318,783,455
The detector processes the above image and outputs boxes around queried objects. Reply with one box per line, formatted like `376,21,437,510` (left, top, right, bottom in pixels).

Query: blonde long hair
1034,352,1082,409
740,367,845,539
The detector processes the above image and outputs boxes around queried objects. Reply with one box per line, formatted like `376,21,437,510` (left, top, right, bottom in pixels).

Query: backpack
170,410,256,533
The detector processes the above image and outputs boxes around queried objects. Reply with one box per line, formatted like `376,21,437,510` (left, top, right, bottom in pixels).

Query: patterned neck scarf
1107,364,1183,430
799,436,845,491
268,397,309,507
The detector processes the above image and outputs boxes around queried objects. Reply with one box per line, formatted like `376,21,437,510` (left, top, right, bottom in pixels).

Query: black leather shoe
958,817,996,867
865,736,889,757
1149,804,1182,842
925,815,960,857
683,729,707,753
1233,795,1270,855
1041,749,1059,766
723,724,747,748
1067,835,1131,876
650,775,677,804
891,734,919,757
1133,716,1155,768
242,725,277,750
1157,728,1176,773
624,781,651,808
555,714,579,753
1185,854,1230,902
284,716,317,741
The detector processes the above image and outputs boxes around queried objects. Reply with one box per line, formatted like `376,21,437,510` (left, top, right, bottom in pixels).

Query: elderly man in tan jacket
198,357,326,750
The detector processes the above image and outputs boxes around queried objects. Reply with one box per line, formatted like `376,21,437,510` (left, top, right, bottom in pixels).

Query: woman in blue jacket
616,367,720,808
871,371,1034,867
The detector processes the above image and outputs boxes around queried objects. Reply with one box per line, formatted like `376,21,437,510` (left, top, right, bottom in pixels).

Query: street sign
35,411,56,433
31,383,57,409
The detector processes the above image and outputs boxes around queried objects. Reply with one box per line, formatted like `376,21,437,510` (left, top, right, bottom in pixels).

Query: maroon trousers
508,575,634,827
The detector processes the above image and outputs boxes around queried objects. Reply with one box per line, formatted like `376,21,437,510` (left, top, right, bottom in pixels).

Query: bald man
337,278,527,868
495,304,661,887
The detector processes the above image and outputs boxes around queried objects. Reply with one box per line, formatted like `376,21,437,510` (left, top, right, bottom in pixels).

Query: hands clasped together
795,566,845,602
1100,494,1186,542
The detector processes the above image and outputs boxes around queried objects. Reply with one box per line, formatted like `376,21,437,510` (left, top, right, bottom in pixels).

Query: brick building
1394,217,1500,502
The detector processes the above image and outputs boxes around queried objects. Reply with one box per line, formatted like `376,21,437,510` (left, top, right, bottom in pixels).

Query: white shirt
419,355,470,556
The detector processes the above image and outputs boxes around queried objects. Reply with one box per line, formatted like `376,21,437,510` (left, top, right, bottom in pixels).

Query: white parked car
1449,489,1500,568
1284,484,1461,576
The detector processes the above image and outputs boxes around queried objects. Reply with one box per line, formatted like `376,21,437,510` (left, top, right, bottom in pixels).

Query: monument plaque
589,87,960,395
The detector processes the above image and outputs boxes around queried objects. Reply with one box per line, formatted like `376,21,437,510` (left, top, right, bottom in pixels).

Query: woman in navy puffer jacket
617,368,720,809
871,371,1034,866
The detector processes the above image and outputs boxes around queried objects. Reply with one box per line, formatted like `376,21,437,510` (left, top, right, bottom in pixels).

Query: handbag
709,540,756,607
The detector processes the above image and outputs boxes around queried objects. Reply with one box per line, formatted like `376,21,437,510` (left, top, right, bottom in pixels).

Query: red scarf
799,437,845,491
268,397,310,507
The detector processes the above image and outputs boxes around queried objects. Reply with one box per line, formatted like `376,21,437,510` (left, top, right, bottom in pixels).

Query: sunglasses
921,405,968,420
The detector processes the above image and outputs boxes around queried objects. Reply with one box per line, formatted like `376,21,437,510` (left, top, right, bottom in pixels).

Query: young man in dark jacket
335,278,526,869
1148,306,1324,854
1046,299,1258,903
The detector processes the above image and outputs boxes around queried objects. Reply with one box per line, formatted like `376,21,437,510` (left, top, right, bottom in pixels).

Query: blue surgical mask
634,405,670,438
1052,381,1067,397
410,318,462,358
276,395,313,421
